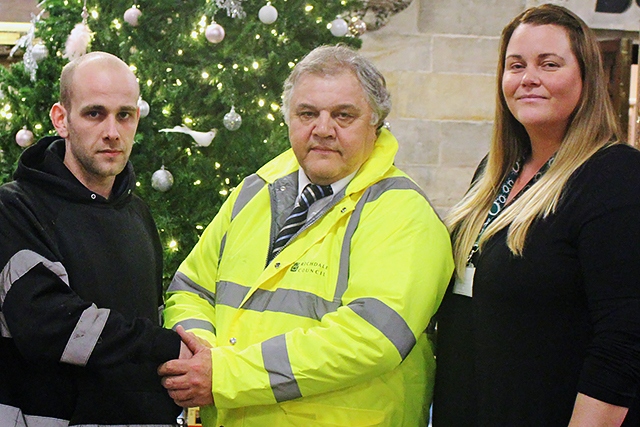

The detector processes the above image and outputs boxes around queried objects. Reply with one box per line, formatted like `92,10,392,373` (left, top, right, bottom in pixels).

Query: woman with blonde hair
433,4,640,426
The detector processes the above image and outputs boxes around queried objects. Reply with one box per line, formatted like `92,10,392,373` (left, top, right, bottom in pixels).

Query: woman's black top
433,144,640,426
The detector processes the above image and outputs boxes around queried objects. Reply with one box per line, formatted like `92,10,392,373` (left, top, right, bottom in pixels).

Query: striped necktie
270,183,333,260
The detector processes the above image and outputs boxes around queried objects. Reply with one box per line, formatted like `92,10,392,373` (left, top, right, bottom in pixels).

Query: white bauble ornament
330,18,348,37
15,127,34,148
124,6,142,27
223,106,242,131
259,3,278,24
31,42,48,62
138,98,150,118
151,166,174,192
205,23,225,44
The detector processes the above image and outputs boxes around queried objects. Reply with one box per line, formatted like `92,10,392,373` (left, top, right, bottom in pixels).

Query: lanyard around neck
467,155,555,264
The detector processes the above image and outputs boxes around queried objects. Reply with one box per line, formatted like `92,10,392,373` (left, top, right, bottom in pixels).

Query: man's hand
178,341,193,359
159,326,214,408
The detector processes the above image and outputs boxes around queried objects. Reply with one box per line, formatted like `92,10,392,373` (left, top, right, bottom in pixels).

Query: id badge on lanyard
451,154,554,299
453,264,475,297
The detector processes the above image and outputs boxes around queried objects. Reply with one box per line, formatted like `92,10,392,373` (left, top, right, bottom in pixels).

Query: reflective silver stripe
173,318,216,334
60,304,109,366
262,334,302,402
23,416,68,427
167,271,216,308
1,249,70,306
0,250,70,338
216,280,250,308
335,176,430,303
0,311,10,338
335,190,367,303
0,403,69,427
231,174,266,220
220,174,267,262
218,233,227,266
367,176,428,202
217,281,339,319
348,297,416,360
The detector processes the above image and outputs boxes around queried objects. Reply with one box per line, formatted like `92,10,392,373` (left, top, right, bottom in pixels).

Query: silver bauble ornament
205,23,225,44
31,42,48,62
15,127,34,148
151,166,174,192
223,106,242,131
330,18,349,37
138,98,150,118
124,6,142,26
259,3,278,24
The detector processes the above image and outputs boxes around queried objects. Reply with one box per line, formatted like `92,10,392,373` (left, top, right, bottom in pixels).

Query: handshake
158,326,214,408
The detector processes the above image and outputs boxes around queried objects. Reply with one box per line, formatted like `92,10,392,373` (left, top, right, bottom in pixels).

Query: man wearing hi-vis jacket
159,44,454,427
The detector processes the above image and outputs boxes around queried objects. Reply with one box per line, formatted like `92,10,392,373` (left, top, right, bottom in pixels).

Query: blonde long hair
446,4,621,274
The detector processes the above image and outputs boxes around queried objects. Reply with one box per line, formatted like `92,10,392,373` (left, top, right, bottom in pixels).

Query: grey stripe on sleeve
0,250,70,339
348,297,416,360
60,304,109,366
167,271,217,308
172,318,216,335
262,334,302,402
1,249,70,306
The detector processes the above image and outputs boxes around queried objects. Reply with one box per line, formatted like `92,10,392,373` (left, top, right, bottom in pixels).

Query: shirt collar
297,168,357,198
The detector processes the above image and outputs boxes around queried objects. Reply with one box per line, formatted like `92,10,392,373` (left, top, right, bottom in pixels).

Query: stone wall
359,0,527,214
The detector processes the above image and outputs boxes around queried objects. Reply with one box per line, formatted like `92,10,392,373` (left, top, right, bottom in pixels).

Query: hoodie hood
14,136,136,205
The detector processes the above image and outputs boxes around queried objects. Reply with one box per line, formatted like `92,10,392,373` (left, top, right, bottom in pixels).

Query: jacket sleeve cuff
150,327,182,363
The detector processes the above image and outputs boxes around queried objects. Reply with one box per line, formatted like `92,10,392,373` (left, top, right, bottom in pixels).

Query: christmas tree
0,0,362,284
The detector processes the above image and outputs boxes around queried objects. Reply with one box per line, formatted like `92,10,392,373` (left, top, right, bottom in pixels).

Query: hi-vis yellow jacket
164,129,454,427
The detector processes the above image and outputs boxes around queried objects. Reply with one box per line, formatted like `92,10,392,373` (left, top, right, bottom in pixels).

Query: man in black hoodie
0,52,187,426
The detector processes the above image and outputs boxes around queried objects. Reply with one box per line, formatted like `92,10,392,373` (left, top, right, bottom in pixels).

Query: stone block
361,34,432,72
440,121,492,167
370,0,420,34
418,0,526,36
388,118,441,165
426,166,480,213
432,35,500,75
390,72,496,121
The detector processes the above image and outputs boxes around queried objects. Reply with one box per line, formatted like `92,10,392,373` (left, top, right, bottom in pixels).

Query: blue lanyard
467,155,555,264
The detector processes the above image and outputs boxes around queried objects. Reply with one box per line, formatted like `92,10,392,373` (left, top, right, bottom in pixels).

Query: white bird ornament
159,125,218,147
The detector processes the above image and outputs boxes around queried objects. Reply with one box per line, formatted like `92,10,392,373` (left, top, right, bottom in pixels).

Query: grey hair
281,44,391,130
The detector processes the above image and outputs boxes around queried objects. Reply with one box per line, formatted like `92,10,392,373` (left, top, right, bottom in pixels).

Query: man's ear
50,102,69,138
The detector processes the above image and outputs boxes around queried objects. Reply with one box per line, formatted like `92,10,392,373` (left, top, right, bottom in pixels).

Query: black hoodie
0,136,181,425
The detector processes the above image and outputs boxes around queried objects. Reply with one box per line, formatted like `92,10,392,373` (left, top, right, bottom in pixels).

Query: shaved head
59,52,139,111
